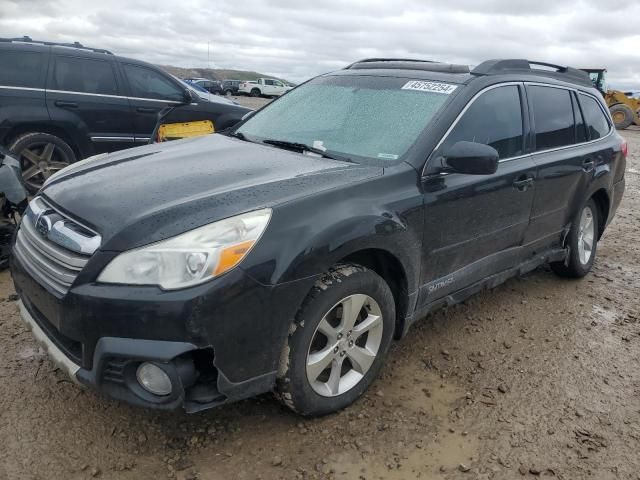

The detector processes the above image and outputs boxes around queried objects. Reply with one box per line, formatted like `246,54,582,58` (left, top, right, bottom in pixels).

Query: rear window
52,56,118,95
579,94,611,140
0,51,45,88
529,86,575,150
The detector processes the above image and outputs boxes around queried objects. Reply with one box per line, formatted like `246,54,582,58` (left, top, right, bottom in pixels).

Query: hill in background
159,65,293,84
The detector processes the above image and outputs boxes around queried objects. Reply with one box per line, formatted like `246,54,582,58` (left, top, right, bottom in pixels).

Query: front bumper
11,252,315,412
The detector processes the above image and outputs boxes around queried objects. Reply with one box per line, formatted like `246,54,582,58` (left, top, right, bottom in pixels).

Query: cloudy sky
1,0,639,89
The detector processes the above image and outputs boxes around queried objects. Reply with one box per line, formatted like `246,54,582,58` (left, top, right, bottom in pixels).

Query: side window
122,64,184,102
52,56,118,95
572,93,587,143
579,94,611,140
265,79,275,86
528,86,575,150
439,85,523,160
0,51,45,88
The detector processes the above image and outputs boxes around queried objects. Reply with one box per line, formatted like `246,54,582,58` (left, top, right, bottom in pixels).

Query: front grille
13,197,100,295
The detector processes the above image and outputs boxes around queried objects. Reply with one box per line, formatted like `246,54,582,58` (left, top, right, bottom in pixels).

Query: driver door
119,62,186,142
418,84,537,307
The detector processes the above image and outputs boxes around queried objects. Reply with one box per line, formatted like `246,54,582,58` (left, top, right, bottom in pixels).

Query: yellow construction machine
581,68,640,130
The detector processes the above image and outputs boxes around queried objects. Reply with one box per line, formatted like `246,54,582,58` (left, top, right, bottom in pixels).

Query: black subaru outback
0,37,250,192
11,58,626,416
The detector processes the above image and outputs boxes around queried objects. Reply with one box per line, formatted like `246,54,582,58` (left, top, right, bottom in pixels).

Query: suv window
52,56,118,95
439,85,523,160
529,86,575,150
123,64,184,102
579,94,611,140
572,93,587,143
0,51,45,88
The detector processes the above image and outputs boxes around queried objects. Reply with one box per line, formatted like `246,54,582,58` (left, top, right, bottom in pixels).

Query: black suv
222,80,241,96
184,78,224,95
0,37,250,191
11,58,626,416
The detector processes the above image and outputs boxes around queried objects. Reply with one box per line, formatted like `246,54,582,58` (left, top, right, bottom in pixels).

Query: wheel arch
590,188,610,239
338,248,410,338
6,123,83,159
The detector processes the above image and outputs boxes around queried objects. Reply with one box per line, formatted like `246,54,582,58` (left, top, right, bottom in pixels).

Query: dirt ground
0,126,638,480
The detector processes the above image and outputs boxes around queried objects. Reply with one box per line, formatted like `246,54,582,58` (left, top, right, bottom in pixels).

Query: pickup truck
238,78,291,97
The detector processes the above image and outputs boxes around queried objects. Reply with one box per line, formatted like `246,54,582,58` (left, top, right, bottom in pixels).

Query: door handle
54,101,78,108
513,176,534,191
136,107,159,114
582,158,595,172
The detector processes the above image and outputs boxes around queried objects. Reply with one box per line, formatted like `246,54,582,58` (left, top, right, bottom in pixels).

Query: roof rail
471,59,591,86
0,36,113,55
345,58,470,74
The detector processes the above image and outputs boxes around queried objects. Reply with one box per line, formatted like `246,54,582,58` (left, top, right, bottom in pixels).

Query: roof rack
471,59,591,86
345,58,470,74
0,36,113,55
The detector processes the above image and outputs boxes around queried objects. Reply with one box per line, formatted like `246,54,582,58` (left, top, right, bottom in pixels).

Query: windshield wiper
227,131,249,141
262,139,353,162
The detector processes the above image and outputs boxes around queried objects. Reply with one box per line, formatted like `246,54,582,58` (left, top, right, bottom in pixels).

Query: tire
610,104,634,130
551,198,598,278
250,88,261,98
276,264,395,416
10,132,76,193
224,89,233,96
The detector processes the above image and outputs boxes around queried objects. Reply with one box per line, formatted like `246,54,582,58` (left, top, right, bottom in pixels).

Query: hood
42,134,381,251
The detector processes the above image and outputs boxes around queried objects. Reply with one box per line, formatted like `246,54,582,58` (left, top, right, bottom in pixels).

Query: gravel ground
0,127,638,480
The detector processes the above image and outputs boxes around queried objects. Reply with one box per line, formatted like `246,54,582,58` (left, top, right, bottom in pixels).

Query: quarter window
529,86,575,150
123,64,184,102
572,93,587,143
52,56,118,95
439,85,524,160
0,51,45,88
579,94,611,140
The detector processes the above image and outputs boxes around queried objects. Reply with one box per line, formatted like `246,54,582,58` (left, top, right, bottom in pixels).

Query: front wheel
277,265,395,416
551,199,599,278
610,104,634,130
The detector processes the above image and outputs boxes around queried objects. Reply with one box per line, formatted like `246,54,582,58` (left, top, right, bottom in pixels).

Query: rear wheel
276,264,395,416
250,88,261,97
551,199,598,278
610,104,634,130
10,132,76,193
224,89,233,96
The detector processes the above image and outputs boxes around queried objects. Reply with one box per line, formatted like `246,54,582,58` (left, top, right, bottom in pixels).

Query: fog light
136,362,173,396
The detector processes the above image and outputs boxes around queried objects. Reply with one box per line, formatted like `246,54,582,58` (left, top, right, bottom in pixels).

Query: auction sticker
401,80,457,94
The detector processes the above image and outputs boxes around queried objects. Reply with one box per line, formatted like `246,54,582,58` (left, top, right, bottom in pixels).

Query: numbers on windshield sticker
401,81,458,95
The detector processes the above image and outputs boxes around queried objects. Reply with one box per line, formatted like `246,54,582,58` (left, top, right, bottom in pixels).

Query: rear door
0,46,49,147
523,84,605,249
119,62,187,142
46,53,135,154
419,83,537,306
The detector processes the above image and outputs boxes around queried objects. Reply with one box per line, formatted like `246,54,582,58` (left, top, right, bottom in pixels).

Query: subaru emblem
35,212,52,237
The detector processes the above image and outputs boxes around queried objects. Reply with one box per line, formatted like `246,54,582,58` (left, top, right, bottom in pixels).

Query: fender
243,166,424,296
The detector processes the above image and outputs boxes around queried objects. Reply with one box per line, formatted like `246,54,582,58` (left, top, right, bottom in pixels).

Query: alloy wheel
306,294,383,397
578,205,595,265
18,142,70,192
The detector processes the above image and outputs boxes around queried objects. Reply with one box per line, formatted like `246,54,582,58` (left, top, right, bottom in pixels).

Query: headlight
98,209,271,289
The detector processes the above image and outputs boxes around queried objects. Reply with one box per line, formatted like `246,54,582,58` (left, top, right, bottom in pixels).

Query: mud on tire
276,264,395,416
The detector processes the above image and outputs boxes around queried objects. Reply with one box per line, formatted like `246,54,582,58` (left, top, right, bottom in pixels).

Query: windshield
235,75,453,164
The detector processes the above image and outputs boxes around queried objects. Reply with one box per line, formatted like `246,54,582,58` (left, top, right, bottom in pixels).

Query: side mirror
443,141,499,175
182,88,194,105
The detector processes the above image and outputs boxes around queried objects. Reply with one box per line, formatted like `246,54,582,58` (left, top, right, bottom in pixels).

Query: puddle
329,431,479,479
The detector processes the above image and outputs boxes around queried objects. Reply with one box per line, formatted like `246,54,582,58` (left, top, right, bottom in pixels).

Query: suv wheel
10,132,76,193
277,264,395,416
551,199,598,278
224,89,233,96
250,88,261,97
